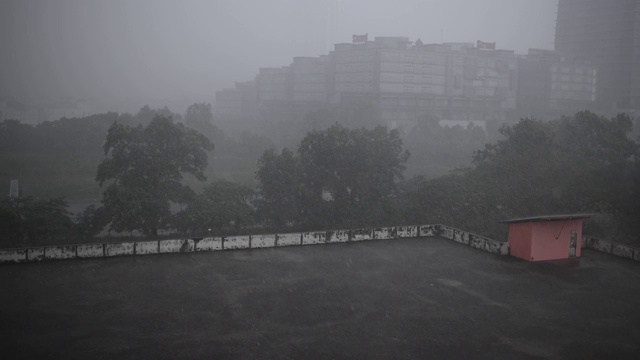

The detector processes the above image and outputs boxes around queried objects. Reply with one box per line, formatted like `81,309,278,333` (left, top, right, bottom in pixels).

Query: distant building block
252,234,276,248
159,239,194,253
373,227,396,240
397,225,418,238
503,214,590,262
136,241,159,255
224,236,250,250
327,230,349,243
27,248,45,262
0,249,27,263
45,246,76,260
277,233,302,247
350,228,373,242
77,244,104,258
195,238,223,251
302,232,326,245
104,242,134,257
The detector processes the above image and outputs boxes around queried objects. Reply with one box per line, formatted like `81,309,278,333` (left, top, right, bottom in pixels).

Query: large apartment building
555,0,640,113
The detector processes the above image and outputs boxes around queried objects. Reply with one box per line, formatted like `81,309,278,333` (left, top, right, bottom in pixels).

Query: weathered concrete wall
159,239,194,253
0,249,27,263
584,236,639,262
45,245,76,260
136,241,159,255
195,237,222,251
397,225,418,238
277,233,302,247
350,228,373,242
224,236,250,250
302,232,326,245
27,247,45,262
77,244,104,258
373,227,396,240
105,242,134,257
251,234,276,248
439,226,454,240
437,225,509,256
419,225,439,237
327,230,349,243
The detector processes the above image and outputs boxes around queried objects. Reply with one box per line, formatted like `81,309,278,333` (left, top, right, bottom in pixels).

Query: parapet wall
583,236,640,262
0,224,508,265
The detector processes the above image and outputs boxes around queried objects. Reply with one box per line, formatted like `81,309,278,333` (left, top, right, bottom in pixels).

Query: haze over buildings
0,0,558,116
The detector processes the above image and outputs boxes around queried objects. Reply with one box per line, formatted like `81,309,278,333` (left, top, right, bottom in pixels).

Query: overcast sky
0,0,558,113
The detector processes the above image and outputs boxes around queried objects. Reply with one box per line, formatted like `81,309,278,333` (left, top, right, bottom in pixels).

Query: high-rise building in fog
555,0,640,113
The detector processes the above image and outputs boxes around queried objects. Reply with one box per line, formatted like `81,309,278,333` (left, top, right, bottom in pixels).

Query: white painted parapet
105,242,134,257
0,249,27,263
302,232,326,245
419,225,439,237
27,248,45,262
77,244,104,258
373,227,396,240
397,225,418,238
277,233,302,247
195,237,222,251
584,236,639,262
350,228,373,242
45,245,76,260
327,230,349,243
136,241,159,255
159,239,194,253
251,234,276,248
224,236,250,250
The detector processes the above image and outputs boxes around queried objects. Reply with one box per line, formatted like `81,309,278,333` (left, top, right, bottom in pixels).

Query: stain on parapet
452,229,470,245
104,242,134,257
302,232,326,245
0,249,27,264
224,236,250,250
136,241,159,255
350,228,373,242
27,247,45,262
77,244,104,258
45,245,76,260
419,225,438,237
159,239,194,253
195,237,222,251
373,227,396,240
251,234,276,248
277,233,302,247
327,230,349,243
397,225,418,238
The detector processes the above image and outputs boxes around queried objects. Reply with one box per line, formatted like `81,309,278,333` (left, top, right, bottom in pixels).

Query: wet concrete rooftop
1,237,639,359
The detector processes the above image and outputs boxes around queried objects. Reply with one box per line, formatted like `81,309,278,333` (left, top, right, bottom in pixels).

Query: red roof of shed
501,214,592,224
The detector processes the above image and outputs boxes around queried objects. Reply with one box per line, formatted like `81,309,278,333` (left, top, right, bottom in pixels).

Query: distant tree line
1,109,638,247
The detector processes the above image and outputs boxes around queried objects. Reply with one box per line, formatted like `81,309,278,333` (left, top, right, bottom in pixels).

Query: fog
0,0,557,113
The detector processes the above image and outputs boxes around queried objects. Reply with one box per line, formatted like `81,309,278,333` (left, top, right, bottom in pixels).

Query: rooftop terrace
1,237,639,359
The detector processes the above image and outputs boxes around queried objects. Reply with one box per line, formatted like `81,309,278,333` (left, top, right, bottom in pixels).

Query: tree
175,180,255,236
184,102,223,143
96,115,213,237
255,124,409,230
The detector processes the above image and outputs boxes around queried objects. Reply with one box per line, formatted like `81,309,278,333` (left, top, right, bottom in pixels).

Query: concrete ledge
419,225,439,237
373,227,396,240
224,236,250,250
252,234,276,248
397,225,418,238
611,244,634,260
303,232,326,245
27,248,45,262
452,228,471,245
439,226,454,240
45,245,76,260
136,241,159,255
0,249,27,264
159,239,194,253
277,233,302,247
350,228,373,242
585,236,639,262
105,242,134,257
77,244,104,258
589,238,612,254
195,237,223,251
327,230,349,243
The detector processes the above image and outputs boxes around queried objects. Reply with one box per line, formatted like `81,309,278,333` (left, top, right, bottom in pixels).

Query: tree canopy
96,115,213,237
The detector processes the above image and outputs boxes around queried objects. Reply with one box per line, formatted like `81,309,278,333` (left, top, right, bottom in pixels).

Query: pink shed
502,214,591,262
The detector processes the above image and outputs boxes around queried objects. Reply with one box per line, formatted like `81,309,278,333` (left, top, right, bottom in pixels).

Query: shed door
569,230,577,258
